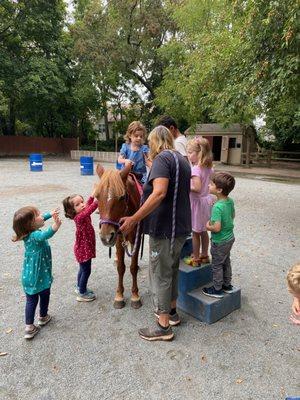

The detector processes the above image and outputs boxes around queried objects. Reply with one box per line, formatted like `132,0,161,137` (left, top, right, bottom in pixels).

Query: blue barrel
29,153,43,172
80,156,94,175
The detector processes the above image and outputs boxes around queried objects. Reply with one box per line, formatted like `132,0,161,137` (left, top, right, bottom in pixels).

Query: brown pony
95,163,142,309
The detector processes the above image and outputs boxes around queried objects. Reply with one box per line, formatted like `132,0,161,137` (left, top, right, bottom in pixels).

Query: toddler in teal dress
13,206,61,339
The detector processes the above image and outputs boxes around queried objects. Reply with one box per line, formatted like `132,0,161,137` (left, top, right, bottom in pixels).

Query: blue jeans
25,288,50,325
77,259,92,294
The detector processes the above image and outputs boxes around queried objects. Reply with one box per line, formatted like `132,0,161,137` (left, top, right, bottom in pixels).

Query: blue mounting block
180,236,193,259
177,261,241,324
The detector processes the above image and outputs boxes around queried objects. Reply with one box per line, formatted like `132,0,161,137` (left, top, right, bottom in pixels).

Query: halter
99,191,129,229
98,185,140,256
99,218,120,228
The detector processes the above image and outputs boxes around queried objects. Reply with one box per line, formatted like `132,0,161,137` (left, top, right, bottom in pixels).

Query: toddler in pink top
63,192,98,302
185,137,214,267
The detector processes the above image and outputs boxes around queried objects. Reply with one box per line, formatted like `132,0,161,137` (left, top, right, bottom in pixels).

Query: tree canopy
0,0,298,147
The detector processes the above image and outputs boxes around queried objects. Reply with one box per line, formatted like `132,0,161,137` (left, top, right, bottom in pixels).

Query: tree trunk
103,105,110,141
0,116,9,135
71,116,78,137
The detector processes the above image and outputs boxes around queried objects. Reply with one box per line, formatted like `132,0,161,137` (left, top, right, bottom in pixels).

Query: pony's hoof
113,300,125,309
131,299,142,309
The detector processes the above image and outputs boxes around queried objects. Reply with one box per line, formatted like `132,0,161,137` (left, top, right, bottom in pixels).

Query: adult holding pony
120,125,191,342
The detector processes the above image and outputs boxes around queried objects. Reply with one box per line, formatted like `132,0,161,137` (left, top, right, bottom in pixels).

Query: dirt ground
0,158,299,400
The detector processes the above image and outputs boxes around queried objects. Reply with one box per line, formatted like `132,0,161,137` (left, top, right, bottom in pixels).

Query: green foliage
71,0,177,126
0,0,99,141
156,0,299,146
0,0,298,149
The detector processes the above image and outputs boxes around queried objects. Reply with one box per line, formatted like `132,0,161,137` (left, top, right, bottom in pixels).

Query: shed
186,123,257,165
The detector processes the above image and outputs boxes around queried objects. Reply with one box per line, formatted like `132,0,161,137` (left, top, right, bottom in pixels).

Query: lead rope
122,150,179,257
169,150,179,255
122,199,143,257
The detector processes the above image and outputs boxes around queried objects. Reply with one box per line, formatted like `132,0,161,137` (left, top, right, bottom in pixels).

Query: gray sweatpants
211,237,235,290
148,236,186,314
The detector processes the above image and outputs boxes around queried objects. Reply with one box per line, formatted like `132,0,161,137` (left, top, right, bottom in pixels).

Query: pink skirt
190,194,214,233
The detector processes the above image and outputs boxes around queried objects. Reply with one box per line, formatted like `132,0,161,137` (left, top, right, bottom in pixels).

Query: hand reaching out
124,159,134,167
52,212,62,232
91,184,97,198
291,297,300,316
290,314,300,325
289,297,300,325
51,207,60,218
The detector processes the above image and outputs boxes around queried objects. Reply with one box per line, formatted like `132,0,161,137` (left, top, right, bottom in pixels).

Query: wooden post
245,133,251,168
267,149,272,167
115,130,118,153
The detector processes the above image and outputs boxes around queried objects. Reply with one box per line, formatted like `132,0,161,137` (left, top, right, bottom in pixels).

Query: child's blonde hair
287,263,300,295
124,121,147,144
186,136,213,168
148,125,174,160
12,206,38,241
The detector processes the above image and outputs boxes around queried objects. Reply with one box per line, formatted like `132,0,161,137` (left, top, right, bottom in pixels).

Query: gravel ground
0,158,299,400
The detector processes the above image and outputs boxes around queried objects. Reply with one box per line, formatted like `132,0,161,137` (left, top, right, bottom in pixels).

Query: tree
71,0,178,128
0,0,69,135
155,0,299,146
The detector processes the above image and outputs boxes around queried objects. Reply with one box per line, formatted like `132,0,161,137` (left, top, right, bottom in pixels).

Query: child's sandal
199,255,210,264
184,256,201,267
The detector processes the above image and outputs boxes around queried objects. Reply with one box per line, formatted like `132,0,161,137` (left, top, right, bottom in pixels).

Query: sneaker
138,323,174,342
38,314,52,326
76,291,96,302
222,284,234,293
154,311,181,326
74,285,94,295
202,286,224,298
24,325,40,340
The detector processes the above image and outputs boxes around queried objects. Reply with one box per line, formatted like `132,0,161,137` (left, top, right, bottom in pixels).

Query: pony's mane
95,169,125,198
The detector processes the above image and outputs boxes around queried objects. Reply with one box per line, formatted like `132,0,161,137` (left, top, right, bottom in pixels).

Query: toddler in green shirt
203,172,236,298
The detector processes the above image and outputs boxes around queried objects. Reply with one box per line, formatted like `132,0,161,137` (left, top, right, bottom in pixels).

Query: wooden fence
241,150,300,167
0,135,78,155
70,150,117,163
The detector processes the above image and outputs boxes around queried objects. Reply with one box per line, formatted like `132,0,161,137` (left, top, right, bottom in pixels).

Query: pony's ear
119,163,131,181
96,164,105,178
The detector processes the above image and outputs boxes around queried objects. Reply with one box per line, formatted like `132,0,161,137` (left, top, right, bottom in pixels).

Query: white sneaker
24,325,40,340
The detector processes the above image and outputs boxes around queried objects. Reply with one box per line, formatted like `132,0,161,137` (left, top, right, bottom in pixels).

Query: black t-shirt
142,150,191,239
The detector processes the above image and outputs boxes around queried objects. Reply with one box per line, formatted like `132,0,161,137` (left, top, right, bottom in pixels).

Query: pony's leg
114,237,126,309
130,241,142,309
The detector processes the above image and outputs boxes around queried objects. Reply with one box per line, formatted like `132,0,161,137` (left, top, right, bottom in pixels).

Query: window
98,123,105,133
229,137,236,148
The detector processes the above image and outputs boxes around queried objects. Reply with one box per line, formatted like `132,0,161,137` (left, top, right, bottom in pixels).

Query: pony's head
95,164,131,247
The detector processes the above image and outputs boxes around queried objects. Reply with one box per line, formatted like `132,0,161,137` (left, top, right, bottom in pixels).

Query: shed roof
193,123,244,134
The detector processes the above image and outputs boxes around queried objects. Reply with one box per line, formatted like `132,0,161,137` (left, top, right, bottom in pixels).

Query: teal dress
22,213,56,295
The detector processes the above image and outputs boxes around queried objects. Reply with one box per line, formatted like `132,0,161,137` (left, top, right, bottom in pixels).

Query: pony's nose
100,231,117,247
